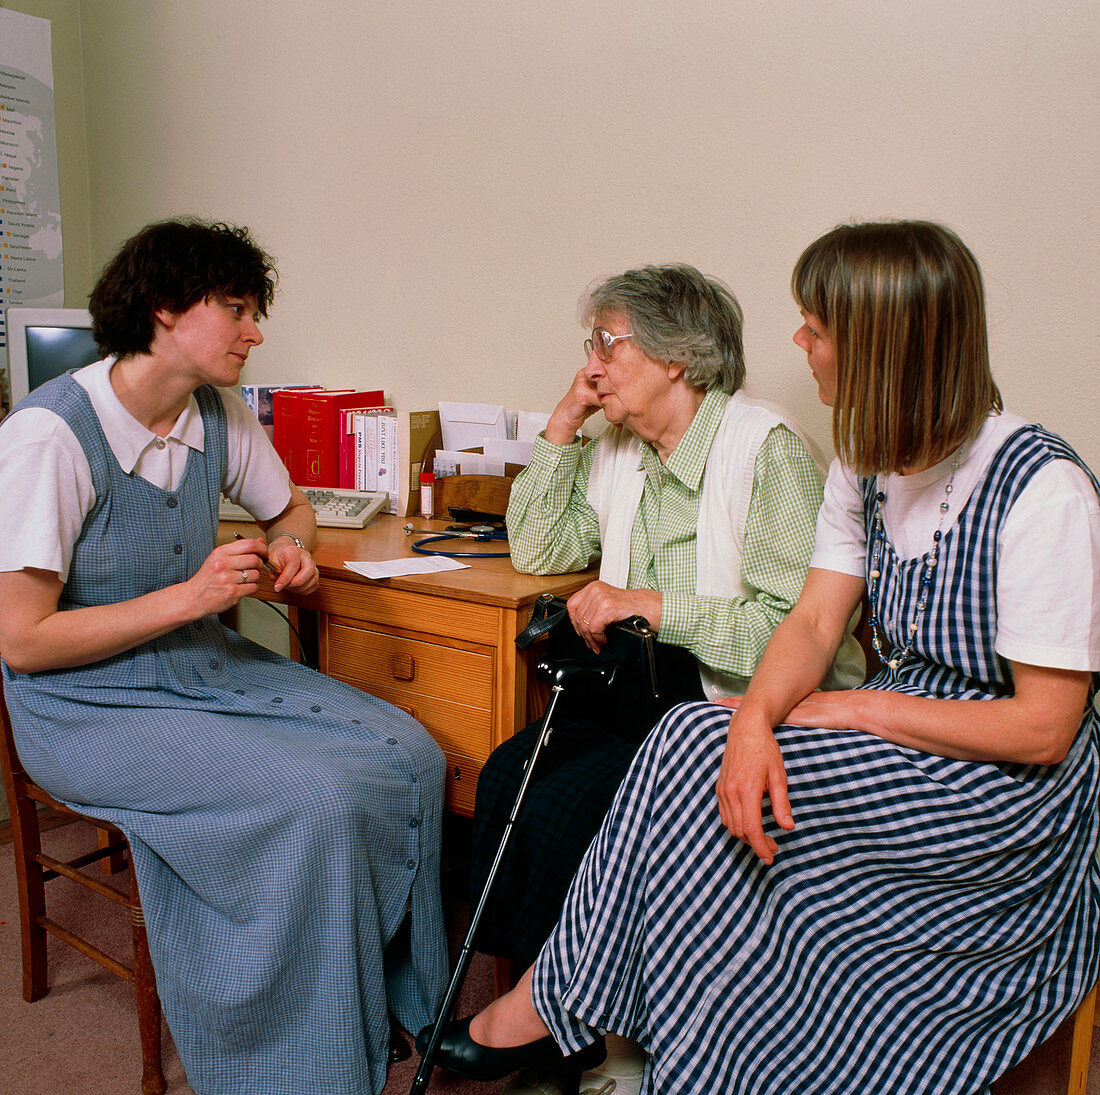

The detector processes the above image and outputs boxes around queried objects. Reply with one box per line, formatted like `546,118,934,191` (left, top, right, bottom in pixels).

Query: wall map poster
0,8,62,404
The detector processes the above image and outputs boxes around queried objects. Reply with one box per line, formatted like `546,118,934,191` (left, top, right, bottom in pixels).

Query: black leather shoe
389,1017,412,1063
415,1016,605,1082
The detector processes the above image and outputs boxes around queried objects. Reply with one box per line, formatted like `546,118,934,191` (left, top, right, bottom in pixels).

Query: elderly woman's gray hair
579,263,746,394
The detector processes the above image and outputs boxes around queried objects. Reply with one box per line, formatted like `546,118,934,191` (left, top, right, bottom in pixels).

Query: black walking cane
408,657,618,1095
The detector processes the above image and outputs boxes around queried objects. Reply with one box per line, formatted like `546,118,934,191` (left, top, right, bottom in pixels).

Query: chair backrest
0,669,74,823
0,670,29,813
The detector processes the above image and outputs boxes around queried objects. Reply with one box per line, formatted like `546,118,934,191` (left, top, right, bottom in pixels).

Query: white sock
591,1033,645,1075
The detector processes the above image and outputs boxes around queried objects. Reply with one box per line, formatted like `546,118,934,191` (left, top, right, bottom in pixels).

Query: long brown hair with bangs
792,221,1002,475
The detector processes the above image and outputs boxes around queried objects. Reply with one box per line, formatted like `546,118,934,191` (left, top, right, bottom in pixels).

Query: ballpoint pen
233,531,280,576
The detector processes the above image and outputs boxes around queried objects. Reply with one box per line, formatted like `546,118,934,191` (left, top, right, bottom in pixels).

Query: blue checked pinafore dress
531,424,1100,1095
1,376,448,1095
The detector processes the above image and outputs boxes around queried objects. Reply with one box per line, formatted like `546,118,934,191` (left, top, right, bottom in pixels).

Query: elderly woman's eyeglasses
584,327,635,362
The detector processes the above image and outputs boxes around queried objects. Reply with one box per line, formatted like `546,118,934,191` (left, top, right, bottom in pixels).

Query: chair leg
1068,982,1097,1095
9,790,48,1001
98,824,127,874
129,872,166,1095
491,955,513,999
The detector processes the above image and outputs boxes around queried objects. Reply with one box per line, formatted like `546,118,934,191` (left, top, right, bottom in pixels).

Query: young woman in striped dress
422,220,1100,1095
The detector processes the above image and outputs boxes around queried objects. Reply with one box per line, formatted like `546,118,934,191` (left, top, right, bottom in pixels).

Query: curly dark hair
88,218,278,357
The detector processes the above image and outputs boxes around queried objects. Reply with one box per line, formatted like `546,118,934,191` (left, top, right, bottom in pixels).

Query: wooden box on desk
219,516,592,815
432,473,515,521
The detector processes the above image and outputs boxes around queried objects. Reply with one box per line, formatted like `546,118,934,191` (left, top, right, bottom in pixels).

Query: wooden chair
1066,981,1097,1095
0,673,165,1095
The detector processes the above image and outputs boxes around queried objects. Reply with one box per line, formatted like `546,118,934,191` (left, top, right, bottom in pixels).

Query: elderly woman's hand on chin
565,581,662,653
543,368,604,446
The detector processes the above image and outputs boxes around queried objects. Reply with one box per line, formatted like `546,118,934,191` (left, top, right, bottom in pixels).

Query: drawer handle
391,652,415,681
452,766,463,781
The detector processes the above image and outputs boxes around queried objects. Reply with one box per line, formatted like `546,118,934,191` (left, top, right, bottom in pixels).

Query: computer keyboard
218,488,389,529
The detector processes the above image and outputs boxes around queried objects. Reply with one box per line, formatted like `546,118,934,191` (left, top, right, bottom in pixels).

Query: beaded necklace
866,451,961,671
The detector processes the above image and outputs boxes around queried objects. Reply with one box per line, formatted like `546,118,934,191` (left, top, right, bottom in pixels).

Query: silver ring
239,570,248,584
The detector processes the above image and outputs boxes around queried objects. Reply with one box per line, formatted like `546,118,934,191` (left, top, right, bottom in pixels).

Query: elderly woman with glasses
466,262,862,1093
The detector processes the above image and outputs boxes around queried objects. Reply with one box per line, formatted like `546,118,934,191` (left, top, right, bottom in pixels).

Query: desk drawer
327,623,493,704
443,751,482,816
324,621,494,759
362,683,492,760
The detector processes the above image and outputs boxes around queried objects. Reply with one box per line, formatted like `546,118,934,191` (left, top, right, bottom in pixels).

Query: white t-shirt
810,412,1100,672
0,358,292,581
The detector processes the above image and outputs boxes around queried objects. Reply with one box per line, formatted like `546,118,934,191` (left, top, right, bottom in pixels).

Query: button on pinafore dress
532,425,1100,1095
1,376,448,1095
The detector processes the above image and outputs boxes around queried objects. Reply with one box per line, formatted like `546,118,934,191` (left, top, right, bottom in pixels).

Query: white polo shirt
0,358,292,580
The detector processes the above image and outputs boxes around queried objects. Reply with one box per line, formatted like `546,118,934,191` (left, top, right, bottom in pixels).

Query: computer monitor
4,306,101,408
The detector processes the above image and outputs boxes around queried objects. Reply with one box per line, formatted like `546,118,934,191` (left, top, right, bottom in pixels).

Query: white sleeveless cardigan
585,391,864,698
586,392,796,699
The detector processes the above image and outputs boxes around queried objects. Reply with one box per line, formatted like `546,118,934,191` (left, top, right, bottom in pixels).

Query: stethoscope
403,522,510,558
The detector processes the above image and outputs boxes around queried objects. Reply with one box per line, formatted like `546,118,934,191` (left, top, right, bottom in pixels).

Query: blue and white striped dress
1,376,448,1095
531,425,1100,1095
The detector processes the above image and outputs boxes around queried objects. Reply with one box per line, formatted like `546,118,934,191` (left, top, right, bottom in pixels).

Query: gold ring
582,616,589,624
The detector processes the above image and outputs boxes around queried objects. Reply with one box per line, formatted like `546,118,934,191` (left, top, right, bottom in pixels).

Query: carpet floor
0,815,1095,1095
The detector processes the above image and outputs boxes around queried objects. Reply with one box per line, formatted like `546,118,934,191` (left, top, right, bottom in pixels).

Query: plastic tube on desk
419,471,435,518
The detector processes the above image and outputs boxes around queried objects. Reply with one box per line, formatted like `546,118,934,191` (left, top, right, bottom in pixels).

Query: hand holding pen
232,532,288,593
233,532,280,576
234,531,320,595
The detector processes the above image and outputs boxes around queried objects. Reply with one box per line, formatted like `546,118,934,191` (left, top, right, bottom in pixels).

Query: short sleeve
809,458,866,578
0,407,94,579
219,389,294,521
995,459,1100,670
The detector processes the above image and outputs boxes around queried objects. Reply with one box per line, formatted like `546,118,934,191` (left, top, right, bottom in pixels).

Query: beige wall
10,0,1100,468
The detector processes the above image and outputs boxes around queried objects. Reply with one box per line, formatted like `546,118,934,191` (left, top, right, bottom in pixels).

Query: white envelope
516,410,551,442
482,437,534,467
438,401,509,452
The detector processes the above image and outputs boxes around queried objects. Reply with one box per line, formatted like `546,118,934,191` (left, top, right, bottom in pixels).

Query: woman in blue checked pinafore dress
422,221,1100,1095
0,220,446,1095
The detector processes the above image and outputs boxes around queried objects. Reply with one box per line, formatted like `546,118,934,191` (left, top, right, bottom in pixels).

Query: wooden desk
219,517,593,815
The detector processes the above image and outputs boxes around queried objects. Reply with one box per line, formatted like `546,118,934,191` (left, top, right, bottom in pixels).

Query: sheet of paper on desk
344,557,470,579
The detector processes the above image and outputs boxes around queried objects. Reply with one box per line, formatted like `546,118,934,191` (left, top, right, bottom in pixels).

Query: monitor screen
4,306,101,409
